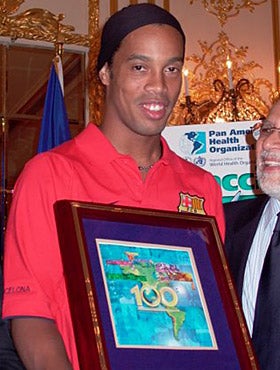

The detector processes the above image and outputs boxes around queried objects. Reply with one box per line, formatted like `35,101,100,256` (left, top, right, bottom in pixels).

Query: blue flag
38,56,71,153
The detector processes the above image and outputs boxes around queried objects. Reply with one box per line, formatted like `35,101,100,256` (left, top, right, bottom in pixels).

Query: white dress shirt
242,197,280,335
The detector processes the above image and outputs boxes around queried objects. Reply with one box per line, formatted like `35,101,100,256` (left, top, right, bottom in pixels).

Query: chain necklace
138,154,161,172
138,163,154,172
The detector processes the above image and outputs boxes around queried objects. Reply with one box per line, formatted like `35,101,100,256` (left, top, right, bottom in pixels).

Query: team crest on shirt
178,192,206,215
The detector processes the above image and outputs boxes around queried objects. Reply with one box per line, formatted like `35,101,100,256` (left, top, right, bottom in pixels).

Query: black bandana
97,3,185,72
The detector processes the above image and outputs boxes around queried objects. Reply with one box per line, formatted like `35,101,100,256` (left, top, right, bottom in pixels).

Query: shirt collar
263,197,280,229
75,123,172,167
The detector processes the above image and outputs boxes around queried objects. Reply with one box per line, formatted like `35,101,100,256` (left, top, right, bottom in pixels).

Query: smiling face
99,24,184,140
256,101,280,199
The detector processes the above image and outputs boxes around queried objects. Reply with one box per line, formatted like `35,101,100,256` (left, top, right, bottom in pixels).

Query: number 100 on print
96,239,218,350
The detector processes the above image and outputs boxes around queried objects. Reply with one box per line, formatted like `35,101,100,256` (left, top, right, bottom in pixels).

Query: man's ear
99,63,110,86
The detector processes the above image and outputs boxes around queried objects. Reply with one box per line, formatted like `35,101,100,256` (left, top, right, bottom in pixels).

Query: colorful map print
96,239,217,350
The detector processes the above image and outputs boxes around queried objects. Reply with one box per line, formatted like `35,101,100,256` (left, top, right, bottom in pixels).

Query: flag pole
55,41,63,58
54,39,65,95
37,35,71,154
54,16,64,92
55,15,64,59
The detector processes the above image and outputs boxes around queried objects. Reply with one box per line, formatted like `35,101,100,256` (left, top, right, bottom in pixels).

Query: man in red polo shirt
2,4,225,369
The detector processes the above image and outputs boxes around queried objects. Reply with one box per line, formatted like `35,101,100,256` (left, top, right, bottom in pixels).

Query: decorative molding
110,0,118,15
163,0,170,11
88,0,101,123
189,0,267,26
0,0,89,46
88,0,105,124
109,0,169,15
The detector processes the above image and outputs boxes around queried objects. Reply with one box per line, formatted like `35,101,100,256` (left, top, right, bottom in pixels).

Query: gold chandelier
169,32,278,125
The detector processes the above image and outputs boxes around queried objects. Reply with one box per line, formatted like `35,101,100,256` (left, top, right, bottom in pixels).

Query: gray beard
257,167,280,200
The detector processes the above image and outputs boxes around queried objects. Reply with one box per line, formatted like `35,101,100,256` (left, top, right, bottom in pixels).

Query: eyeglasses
251,120,280,140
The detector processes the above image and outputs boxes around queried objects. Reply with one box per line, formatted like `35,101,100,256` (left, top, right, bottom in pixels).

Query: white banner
162,121,263,203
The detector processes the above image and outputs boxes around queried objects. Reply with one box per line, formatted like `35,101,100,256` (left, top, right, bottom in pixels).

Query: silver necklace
137,150,162,172
138,163,154,172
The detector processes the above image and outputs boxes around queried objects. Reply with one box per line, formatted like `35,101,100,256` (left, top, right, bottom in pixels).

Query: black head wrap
97,3,186,72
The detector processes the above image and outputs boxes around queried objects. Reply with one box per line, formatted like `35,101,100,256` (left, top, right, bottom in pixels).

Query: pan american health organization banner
162,121,263,203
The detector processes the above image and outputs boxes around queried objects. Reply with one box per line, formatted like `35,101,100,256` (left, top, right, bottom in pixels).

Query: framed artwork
54,200,259,370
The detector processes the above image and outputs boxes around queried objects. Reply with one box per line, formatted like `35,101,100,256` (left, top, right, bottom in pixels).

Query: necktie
252,212,280,370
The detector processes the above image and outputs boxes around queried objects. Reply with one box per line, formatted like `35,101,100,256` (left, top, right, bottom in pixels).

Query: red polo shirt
3,123,224,369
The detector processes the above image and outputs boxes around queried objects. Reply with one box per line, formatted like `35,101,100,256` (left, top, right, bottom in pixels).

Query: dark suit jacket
223,194,269,299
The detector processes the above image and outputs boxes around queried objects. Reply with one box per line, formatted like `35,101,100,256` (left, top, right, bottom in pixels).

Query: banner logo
194,156,206,167
179,131,206,156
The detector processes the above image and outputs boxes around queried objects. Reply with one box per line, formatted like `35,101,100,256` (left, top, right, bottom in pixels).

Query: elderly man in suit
224,99,280,370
